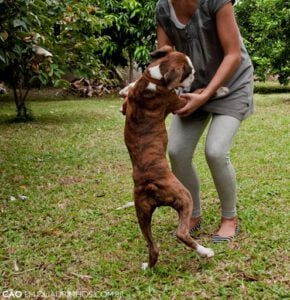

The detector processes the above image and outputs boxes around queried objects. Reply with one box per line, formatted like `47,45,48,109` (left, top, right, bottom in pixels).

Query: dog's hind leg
173,192,214,258
135,200,159,268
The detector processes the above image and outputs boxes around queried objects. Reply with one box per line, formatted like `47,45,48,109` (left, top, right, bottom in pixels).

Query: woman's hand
174,92,209,116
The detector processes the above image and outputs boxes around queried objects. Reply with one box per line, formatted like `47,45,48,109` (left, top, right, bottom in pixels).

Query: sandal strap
172,218,202,237
189,219,202,235
212,224,240,243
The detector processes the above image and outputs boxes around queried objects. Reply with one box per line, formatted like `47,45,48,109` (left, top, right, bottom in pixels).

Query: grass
0,92,289,299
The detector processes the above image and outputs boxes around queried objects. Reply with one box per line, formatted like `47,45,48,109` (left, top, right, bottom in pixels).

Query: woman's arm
202,2,241,99
157,24,173,48
176,2,241,116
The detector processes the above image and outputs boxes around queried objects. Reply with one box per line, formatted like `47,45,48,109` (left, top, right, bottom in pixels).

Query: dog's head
148,46,195,90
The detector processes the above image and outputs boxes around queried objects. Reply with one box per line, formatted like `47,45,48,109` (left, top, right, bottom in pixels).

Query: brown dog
122,46,214,269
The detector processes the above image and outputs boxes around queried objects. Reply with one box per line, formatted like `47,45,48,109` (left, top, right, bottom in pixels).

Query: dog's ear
150,45,173,59
164,67,183,90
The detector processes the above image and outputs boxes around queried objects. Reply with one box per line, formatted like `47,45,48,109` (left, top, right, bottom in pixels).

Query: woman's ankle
216,216,238,236
221,216,237,222
190,216,201,227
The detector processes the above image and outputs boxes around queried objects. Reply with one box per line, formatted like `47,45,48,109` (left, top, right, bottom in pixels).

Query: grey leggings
168,112,241,219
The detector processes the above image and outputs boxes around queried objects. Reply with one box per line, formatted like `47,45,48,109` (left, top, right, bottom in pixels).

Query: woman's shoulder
156,0,170,14
200,0,233,15
156,0,173,23
156,0,234,19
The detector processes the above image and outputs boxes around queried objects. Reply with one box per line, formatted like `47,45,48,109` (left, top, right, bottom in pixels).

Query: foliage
236,0,290,85
50,0,113,82
0,0,55,119
0,0,114,118
98,0,156,81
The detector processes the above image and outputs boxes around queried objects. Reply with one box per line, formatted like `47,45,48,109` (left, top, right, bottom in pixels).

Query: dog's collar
143,69,165,86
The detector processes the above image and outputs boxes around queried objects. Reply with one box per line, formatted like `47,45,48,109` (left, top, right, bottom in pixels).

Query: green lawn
0,93,289,299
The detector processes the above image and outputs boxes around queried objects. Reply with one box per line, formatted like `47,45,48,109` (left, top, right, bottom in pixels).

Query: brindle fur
124,50,203,267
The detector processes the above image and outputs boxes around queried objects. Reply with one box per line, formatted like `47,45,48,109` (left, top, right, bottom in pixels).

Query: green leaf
53,79,70,88
12,44,23,55
0,31,9,42
28,75,39,85
13,19,28,30
38,72,49,85
0,49,6,64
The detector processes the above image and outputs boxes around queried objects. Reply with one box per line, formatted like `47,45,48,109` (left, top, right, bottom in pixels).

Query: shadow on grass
0,111,108,126
254,93,290,107
254,83,290,94
0,89,118,102
0,91,120,125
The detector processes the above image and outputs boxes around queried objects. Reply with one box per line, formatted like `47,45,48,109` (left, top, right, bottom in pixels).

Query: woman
156,0,254,242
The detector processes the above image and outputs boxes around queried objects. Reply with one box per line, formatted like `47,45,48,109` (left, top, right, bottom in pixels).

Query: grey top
156,0,254,120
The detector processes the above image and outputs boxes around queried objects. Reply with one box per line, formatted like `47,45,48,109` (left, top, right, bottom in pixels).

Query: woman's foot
172,216,201,237
212,217,239,243
189,216,202,232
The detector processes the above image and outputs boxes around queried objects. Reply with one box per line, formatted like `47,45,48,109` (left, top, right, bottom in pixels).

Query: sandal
172,218,202,237
212,224,240,243
189,218,202,235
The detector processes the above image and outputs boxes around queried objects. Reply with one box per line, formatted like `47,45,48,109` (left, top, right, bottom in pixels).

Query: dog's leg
148,177,214,258
119,80,137,97
135,200,159,268
172,192,214,258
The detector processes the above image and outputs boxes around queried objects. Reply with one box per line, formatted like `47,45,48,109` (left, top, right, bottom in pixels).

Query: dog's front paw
119,81,137,97
141,262,149,270
215,87,229,98
196,245,214,258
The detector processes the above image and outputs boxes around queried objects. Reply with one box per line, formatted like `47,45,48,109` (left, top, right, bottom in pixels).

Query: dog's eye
181,67,192,82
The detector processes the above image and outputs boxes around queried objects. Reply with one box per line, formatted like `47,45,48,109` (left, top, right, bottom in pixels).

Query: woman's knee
168,143,183,162
168,143,192,165
205,146,230,166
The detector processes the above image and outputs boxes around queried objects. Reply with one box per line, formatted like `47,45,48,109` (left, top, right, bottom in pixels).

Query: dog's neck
142,69,165,87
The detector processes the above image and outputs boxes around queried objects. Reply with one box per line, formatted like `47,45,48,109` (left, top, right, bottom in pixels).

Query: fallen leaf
236,269,258,281
69,271,93,280
116,202,134,210
13,175,24,182
9,196,16,201
13,260,20,272
59,176,82,185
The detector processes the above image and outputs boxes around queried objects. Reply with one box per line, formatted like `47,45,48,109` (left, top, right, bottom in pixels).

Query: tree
0,0,56,119
0,0,114,119
50,0,113,82
98,0,156,82
235,0,290,84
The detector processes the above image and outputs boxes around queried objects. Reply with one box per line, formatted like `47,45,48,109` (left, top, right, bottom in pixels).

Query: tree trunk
129,53,134,83
111,66,125,86
12,76,30,120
